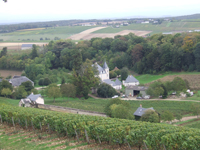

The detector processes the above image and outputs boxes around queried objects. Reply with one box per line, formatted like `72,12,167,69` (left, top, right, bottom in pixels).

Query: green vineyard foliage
0,104,200,150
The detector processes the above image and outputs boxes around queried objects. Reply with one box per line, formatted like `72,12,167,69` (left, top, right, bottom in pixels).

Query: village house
0,76,34,87
123,75,139,87
133,104,160,121
93,61,122,89
19,93,44,107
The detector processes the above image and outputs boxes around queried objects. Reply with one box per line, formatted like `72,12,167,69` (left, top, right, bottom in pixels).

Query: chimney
140,104,142,108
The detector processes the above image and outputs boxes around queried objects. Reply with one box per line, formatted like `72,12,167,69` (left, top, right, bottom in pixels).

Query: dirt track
68,27,152,40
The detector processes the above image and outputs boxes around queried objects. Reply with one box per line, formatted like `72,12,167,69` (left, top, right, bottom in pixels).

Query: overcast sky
0,0,200,24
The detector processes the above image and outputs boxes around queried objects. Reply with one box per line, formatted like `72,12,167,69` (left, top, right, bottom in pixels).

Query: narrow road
172,116,198,123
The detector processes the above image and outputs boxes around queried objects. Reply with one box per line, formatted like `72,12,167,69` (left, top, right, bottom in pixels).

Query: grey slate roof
124,75,139,83
134,107,154,117
115,78,122,86
27,93,42,101
9,76,34,87
103,79,115,86
21,44,33,48
103,61,109,69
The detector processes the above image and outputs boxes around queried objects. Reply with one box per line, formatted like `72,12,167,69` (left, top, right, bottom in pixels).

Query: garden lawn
0,97,19,106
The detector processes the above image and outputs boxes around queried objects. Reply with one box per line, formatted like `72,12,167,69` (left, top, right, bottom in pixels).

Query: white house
19,93,44,107
93,61,122,89
94,61,109,81
102,78,122,90
123,75,139,87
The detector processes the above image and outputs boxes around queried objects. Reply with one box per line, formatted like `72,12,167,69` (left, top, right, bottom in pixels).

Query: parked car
143,95,150,99
112,95,118,98
121,94,126,98
136,96,142,99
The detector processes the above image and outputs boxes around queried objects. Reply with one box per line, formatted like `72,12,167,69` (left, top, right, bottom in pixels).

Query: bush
104,98,131,117
141,109,159,123
111,104,134,120
97,83,117,98
43,78,51,86
38,78,44,86
109,71,117,78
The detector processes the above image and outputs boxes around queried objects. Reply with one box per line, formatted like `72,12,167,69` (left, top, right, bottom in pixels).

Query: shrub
141,109,159,123
109,71,117,78
43,78,51,86
97,83,117,98
111,104,134,120
38,78,44,86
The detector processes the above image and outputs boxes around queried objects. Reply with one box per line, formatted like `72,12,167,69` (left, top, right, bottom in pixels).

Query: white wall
123,81,139,87
113,85,122,90
36,97,44,104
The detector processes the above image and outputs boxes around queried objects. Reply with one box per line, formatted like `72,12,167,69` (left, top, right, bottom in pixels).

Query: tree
71,59,100,99
1,88,12,98
194,42,200,71
14,86,27,99
171,77,186,92
121,67,128,81
161,84,168,99
30,44,38,59
0,47,7,57
46,85,61,103
176,113,182,122
0,80,13,94
162,111,174,124
97,83,117,98
31,89,39,94
21,81,34,93
43,77,51,86
60,83,76,98
111,104,134,120
191,103,200,118
61,77,66,85
38,78,44,86
141,109,159,123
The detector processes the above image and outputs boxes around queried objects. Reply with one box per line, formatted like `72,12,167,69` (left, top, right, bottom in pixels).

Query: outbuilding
125,86,148,97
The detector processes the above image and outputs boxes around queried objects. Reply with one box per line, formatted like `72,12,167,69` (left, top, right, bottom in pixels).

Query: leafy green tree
72,49,82,74
30,44,38,59
121,67,128,81
0,80,13,94
14,86,27,99
43,77,51,86
97,83,116,98
31,89,39,94
109,71,117,78
46,84,61,103
60,83,76,98
191,103,200,118
194,42,200,71
61,77,66,85
104,98,130,117
71,59,100,99
141,109,159,123
171,77,186,92
21,81,34,92
176,113,182,122
161,84,168,99
0,47,7,57
162,111,174,123
111,104,134,120
1,88,12,98
38,78,44,86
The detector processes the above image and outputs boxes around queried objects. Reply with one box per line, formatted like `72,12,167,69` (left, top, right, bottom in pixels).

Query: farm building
125,86,148,97
19,93,44,107
21,44,33,50
134,105,160,121
0,76,34,87
123,75,139,87
102,78,122,90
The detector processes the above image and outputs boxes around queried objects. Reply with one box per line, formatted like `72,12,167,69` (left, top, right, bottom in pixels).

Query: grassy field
135,71,200,84
44,96,195,115
93,21,200,35
0,26,97,42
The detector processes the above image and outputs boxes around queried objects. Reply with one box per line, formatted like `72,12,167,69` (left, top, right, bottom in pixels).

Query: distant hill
168,13,200,20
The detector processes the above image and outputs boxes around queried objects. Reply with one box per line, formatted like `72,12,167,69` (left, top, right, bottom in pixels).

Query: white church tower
103,61,109,79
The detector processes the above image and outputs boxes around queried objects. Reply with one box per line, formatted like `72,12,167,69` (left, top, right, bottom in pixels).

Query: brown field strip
0,69,22,78
145,74,200,90
68,28,152,40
